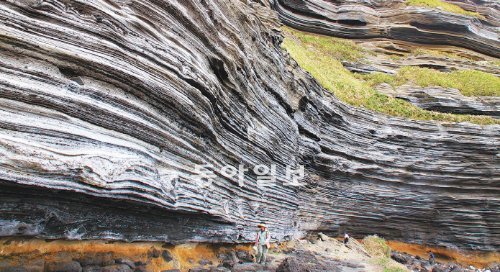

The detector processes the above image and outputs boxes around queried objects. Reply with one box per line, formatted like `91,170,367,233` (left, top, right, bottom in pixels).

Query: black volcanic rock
0,0,498,252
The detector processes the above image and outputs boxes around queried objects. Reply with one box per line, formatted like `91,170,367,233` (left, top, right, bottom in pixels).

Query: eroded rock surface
391,251,500,272
375,85,500,117
344,40,500,76
0,0,499,252
274,0,500,57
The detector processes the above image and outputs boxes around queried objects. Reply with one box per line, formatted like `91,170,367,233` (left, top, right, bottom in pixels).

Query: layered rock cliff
274,0,500,57
375,85,500,117
0,0,498,252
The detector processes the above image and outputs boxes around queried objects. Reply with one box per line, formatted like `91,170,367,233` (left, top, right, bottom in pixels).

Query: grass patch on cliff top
405,0,482,18
282,27,499,125
360,68,500,97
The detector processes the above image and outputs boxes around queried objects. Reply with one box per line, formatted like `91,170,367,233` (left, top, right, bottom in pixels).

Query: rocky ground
0,235,384,272
159,234,405,272
185,233,499,272
391,251,500,272
0,235,498,271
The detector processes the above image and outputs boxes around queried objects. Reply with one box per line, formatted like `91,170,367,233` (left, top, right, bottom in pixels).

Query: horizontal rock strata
344,39,500,76
375,84,500,117
273,0,500,57
0,0,499,251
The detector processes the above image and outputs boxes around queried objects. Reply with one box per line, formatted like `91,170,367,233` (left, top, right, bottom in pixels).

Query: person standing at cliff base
429,251,435,265
344,233,350,245
255,223,270,265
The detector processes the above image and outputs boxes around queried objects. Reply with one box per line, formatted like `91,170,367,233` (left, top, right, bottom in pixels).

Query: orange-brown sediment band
0,238,252,272
387,240,500,268
1,238,498,270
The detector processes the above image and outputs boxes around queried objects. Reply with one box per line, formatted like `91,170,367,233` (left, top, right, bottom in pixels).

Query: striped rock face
273,0,500,57
0,0,498,251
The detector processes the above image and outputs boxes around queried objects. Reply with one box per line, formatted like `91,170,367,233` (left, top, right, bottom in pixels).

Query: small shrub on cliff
362,235,391,257
405,0,482,18
363,236,409,272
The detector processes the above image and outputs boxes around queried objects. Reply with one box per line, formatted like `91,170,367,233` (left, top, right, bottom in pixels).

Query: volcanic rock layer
374,85,500,117
273,0,500,57
0,0,499,251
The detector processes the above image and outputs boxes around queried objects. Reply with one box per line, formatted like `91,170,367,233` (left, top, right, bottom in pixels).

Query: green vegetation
410,48,500,70
375,257,408,272
405,0,482,18
288,31,367,62
360,68,500,97
363,235,408,272
363,235,391,257
411,48,473,61
282,27,499,125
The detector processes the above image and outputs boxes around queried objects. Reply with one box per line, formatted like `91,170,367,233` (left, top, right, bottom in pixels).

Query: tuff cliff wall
0,0,498,251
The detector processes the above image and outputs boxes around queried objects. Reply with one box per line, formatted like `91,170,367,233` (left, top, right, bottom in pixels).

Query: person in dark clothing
429,251,435,265
343,233,349,245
